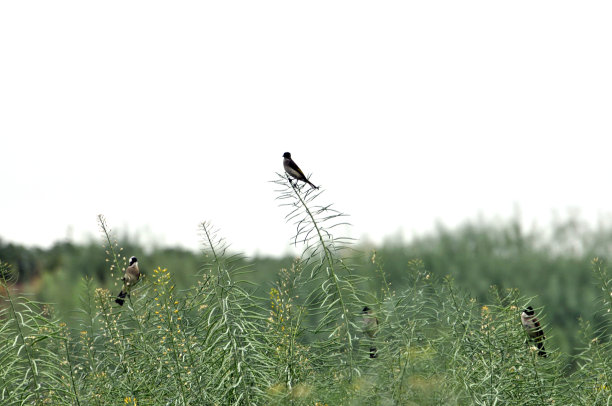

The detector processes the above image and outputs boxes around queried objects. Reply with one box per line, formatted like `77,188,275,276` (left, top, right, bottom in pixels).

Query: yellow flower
291,383,312,398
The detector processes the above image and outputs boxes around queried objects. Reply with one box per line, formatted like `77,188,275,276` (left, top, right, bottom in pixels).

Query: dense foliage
1,176,611,404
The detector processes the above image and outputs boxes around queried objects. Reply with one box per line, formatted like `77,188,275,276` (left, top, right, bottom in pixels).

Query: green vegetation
1,175,611,404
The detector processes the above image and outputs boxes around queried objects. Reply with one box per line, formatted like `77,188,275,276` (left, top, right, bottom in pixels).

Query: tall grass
0,176,611,404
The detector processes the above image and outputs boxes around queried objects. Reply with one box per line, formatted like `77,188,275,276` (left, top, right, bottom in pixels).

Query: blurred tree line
1,215,611,366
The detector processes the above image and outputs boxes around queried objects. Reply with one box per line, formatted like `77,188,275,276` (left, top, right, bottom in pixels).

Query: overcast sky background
1,2,611,256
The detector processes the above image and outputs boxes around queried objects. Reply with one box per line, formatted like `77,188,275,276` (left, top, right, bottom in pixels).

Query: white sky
1,2,611,256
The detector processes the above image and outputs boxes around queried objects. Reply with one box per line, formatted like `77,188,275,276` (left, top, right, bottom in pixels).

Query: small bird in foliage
115,256,140,306
283,152,319,189
362,306,379,358
521,306,547,357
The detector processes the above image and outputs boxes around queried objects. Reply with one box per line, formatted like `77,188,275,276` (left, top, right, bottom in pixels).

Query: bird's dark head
283,152,291,159
523,306,535,316
129,256,138,266
362,306,371,314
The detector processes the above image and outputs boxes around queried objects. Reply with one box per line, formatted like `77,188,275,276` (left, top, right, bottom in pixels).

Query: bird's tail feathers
537,342,547,357
306,179,319,190
115,290,127,306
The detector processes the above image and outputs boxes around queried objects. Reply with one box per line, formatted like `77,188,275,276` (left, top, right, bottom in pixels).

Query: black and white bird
521,306,547,357
115,256,140,306
283,152,319,189
362,306,379,358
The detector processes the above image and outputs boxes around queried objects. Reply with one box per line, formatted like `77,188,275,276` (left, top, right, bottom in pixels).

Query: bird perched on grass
283,152,319,189
362,306,379,358
521,306,547,357
115,256,140,306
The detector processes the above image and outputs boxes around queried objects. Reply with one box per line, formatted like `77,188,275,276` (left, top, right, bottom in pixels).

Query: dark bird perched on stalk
283,152,319,189
362,306,379,358
115,256,140,306
521,306,547,357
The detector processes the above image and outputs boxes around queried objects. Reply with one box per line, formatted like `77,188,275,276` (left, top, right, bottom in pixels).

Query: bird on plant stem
362,306,379,358
115,256,140,306
521,306,547,357
283,152,319,190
